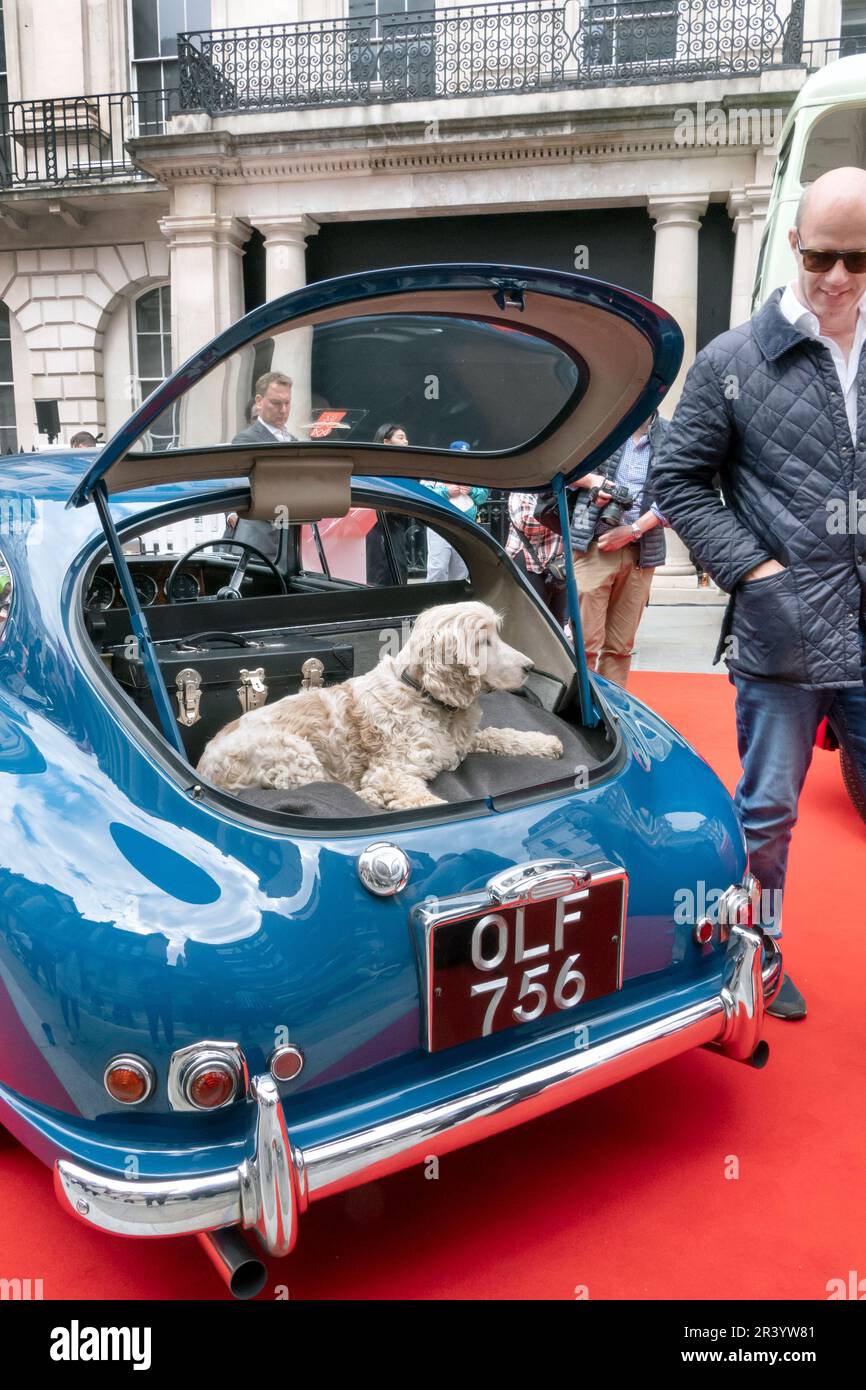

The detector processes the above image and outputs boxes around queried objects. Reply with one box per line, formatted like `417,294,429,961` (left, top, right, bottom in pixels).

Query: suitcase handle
174,631,258,650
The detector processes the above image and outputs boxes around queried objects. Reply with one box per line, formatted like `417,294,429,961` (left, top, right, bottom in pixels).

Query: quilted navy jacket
653,288,866,688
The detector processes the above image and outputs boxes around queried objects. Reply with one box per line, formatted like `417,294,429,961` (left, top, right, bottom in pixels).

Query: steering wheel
165,540,288,603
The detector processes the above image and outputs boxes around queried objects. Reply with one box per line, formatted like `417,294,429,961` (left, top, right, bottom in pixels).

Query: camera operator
569,412,669,686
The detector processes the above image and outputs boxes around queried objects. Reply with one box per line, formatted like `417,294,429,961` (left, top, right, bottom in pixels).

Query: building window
842,0,866,53
133,284,176,450
348,0,435,92
0,0,10,183
129,0,211,130
584,0,679,71
0,0,7,106
0,303,18,455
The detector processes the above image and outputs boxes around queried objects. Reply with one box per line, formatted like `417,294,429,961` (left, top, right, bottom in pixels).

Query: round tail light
167,1043,248,1112
104,1056,155,1105
184,1058,238,1110
694,918,714,946
270,1045,305,1082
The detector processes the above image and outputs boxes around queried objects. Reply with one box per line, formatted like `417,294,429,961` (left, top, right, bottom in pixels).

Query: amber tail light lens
104,1056,155,1105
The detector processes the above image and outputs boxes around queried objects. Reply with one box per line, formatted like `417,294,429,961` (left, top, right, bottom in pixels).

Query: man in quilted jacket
653,166,866,1019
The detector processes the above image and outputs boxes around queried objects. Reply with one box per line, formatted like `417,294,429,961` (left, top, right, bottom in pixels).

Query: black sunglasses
796,235,866,274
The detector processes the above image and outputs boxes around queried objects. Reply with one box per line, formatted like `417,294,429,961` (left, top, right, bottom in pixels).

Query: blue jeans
731,624,866,937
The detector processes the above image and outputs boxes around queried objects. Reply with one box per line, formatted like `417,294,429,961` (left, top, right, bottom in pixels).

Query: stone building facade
0,0,854,586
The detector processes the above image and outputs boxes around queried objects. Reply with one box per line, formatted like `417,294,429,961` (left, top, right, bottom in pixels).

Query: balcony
798,32,866,67
0,0,817,194
177,0,802,112
0,88,180,191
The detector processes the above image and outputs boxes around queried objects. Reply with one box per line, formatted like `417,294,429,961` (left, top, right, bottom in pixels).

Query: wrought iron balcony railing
799,32,866,68
0,87,180,190
0,1,813,192
178,0,801,113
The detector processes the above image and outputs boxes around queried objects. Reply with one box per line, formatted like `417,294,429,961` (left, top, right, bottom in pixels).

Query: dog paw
359,788,387,809
534,735,564,759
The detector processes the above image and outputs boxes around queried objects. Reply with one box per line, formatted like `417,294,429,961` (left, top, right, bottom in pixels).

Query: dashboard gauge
132,572,158,606
171,571,200,602
84,574,115,612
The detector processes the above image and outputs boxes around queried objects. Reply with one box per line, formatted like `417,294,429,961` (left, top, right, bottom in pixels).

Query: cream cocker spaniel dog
197,601,564,810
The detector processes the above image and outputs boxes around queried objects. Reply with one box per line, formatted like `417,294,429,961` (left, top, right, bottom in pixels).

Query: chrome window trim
0,538,13,646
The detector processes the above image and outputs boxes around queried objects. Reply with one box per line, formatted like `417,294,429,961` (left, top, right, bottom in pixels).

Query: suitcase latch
301,657,325,690
238,666,268,712
176,668,202,727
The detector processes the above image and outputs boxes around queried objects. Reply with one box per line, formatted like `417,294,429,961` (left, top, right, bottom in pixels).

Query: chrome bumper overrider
54,925,781,1257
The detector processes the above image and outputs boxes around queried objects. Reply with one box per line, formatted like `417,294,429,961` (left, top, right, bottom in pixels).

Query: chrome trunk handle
487,859,594,907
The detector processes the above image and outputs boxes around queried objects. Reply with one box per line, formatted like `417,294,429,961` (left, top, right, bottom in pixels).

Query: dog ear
411,610,482,709
464,617,489,678
417,619,459,705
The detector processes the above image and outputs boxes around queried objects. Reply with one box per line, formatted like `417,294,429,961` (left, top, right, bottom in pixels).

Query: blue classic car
0,265,781,1298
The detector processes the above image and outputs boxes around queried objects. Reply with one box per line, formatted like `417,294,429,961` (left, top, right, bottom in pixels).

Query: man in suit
232,371,298,447
230,371,299,559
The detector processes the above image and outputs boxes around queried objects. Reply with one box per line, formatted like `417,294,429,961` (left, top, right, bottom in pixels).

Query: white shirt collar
261,419,293,441
779,281,866,337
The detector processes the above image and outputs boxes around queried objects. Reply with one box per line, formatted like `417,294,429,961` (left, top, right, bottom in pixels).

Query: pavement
630,603,726,674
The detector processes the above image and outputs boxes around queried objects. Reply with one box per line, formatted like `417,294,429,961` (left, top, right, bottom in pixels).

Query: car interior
82,494,618,820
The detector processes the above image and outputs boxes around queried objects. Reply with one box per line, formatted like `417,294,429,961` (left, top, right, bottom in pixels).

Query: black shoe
766,973,807,1020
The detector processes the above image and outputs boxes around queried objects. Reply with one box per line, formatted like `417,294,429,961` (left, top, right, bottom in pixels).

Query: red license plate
424,871,626,1052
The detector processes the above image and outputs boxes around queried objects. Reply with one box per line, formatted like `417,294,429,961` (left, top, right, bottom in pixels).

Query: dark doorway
697,202,736,346
243,226,266,316
307,208,656,298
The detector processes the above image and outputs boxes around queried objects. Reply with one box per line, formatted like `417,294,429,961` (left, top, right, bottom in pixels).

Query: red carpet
1,672,864,1301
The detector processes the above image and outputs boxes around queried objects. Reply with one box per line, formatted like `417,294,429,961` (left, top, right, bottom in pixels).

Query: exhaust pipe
705,924,776,1067
197,1227,268,1300
746,1040,770,1069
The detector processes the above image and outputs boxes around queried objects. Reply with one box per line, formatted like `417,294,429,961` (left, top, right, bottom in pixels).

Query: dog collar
399,669,459,710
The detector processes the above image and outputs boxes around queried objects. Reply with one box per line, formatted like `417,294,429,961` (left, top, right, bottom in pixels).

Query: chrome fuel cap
357,843,410,896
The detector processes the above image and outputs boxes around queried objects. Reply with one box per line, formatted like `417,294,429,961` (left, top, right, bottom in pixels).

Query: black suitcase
111,628,354,762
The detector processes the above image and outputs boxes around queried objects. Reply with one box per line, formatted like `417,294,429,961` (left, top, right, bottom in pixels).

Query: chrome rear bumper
54,924,780,1257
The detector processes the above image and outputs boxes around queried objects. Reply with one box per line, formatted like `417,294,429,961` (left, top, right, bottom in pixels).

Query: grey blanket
237,691,604,818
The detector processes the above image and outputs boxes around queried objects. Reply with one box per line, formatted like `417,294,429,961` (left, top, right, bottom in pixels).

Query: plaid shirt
505,493,564,574
608,432,667,529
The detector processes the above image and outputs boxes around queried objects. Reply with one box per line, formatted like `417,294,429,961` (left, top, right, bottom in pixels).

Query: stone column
746,183,773,282
251,215,319,439
648,195,709,596
159,190,251,447
649,195,707,408
727,189,754,329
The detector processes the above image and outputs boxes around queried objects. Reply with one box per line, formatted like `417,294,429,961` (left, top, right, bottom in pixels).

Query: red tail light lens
167,1043,248,1112
185,1060,237,1110
270,1045,305,1082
